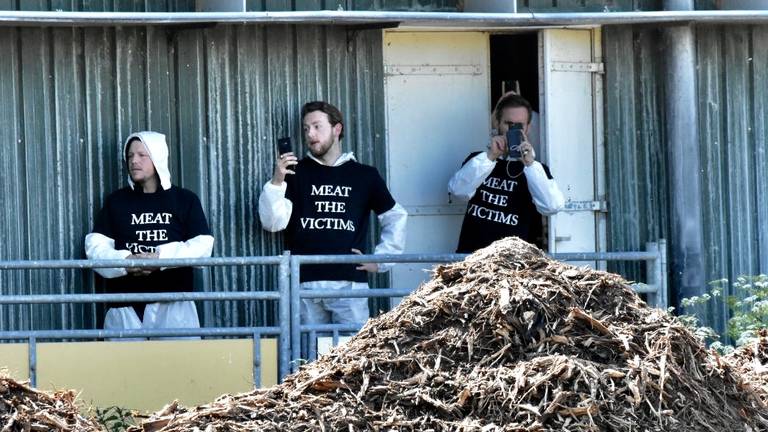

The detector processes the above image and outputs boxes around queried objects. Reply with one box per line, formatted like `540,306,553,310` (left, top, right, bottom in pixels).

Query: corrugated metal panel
0,24,385,331
696,25,768,332
519,0,661,12
0,2,460,13
603,25,668,285
249,0,459,11
604,24,768,331
0,0,195,11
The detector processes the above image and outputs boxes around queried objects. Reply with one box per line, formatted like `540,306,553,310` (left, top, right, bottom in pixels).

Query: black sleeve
541,163,555,180
183,190,212,239
461,151,484,167
91,195,114,237
368,167,396,215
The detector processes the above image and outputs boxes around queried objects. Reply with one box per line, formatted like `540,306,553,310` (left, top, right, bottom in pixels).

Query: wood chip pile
725,330,768,407
0,376,104,431
135,237,768,431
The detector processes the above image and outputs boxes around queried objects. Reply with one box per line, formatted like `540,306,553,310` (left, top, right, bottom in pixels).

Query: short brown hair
301,101,344,140
493,93,533,126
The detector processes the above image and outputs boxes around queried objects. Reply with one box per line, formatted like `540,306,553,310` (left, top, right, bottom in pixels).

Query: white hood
123,131,172,191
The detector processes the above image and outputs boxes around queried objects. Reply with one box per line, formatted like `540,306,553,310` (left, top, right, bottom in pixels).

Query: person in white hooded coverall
259,101,407,325
85,131,214,334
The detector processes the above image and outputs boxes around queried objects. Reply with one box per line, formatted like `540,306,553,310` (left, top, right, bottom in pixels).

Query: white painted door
383,31,491,295
540,28,606,262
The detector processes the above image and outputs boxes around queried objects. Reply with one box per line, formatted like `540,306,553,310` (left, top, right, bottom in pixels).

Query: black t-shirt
92,185,211,314
456,153,553,253
284,157,396,282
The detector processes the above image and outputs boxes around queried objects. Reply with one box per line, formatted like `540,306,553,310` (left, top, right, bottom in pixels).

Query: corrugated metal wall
0,0,459,11
0,0,194,11
603,25,668,292
604,24,768,331
518,0,660,12
247,0,458,11
0,24,385,331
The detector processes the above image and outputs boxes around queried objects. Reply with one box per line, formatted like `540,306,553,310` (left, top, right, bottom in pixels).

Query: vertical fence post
252,330,261,388
646,241,659,308
28,336,37,387
658,239,668,309
278,251,291,380
290,255,302,373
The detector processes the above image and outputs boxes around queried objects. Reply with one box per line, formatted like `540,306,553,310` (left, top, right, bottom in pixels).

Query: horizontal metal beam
0,251,659,271
0,291,281,304
0,10,767,27
300,323,361,332
299,288,414,299
551,251,658,261
0,255,284,270
294,253,468,264
0,326,280,340
294,251,658,264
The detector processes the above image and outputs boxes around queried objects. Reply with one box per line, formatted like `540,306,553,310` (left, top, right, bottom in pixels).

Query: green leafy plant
677,287,729,353
678,274,768,351
713,274,768,346
93,406,137,432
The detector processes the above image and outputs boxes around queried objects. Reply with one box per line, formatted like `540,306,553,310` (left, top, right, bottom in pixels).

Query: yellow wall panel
0,339,276,412
0,344,29,380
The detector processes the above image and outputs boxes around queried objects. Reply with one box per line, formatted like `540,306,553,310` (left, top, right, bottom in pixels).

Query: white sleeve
156,234,214,259
84,232,131,279
258,181,293,232
374,203,408,273
447,152,496,201
524,161,565,215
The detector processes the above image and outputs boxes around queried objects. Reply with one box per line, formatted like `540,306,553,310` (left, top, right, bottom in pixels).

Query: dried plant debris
725,330,768,406
135,237,768,432
0,376,104,431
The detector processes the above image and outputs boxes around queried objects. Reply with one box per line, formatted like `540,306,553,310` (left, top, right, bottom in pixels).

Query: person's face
126,139,157,185
303,110,341,158
498,106,531,136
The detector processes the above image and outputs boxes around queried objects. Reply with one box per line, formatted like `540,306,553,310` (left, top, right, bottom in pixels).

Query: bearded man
258,101,407,325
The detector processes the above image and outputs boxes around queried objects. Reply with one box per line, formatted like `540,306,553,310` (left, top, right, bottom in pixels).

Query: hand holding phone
277,137,292,156
505,123,524,159
272,137,297,186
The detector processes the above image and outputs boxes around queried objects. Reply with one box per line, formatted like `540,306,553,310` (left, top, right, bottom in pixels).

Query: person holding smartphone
448,93,564,253
258,101,407,326
85,131,214,336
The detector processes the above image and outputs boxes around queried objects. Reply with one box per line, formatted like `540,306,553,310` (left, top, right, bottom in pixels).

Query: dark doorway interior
490,33,540,113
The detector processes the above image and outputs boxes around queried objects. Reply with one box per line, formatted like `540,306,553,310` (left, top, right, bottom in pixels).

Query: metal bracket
564,200,608,213
551,61,605,74
384,64,483,76
346,22,399,49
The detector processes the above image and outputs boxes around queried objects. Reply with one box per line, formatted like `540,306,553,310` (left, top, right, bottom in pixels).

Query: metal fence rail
0,240,667,384
0,255,292,387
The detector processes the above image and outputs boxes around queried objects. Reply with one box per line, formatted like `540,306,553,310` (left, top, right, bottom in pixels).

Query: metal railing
0,240,667,382
0,256,292,387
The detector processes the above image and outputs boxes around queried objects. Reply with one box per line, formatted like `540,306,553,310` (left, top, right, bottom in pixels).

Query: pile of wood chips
0,376,103,431
134,237,768,431
726,330,768,407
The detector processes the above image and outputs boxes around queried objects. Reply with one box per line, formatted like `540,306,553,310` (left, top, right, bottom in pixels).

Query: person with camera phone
259,101,407,327
448,93,564,253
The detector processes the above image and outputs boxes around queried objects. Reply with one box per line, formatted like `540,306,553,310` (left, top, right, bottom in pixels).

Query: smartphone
277,137,292,156
505,123,524,159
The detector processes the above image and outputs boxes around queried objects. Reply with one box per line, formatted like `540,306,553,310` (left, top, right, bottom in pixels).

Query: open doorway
489,32,548,249
490,33,539,114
